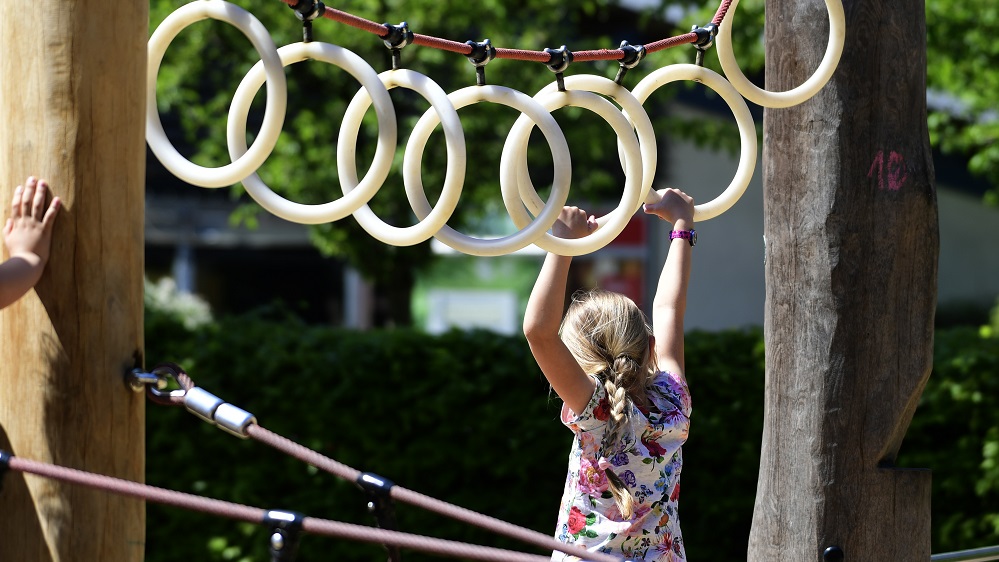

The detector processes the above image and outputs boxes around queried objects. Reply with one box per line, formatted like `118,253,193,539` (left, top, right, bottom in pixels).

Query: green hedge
144,307,999,561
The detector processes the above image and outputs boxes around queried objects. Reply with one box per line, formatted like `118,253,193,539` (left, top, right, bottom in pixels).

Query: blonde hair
559,289,657,519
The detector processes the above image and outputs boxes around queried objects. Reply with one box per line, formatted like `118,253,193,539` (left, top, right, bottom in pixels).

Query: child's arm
643,188,694,377
0,177,61,310
524,206,598,415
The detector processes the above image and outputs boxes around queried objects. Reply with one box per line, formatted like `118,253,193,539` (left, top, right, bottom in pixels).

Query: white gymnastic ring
227,42,396,224
532,74,659,208
407,85,571,257
501,90,643,256
716,0,845,108
147,0,287,188
631,64,757,221
340,70,465,246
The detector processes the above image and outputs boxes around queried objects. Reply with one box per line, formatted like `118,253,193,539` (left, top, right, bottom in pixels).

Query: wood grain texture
749,0,936,559
0,0,147,560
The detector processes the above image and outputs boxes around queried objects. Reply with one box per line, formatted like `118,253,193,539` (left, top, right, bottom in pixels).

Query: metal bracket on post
264,510,305,562
0,450,12,493
357,472,401,562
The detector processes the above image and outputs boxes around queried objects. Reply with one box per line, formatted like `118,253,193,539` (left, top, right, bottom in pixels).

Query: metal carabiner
128,365,187,403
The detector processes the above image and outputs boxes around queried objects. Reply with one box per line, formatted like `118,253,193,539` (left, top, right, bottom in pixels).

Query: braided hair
559,289,657,519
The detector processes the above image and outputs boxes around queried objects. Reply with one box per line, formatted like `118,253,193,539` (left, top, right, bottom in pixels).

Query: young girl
524,188,694,562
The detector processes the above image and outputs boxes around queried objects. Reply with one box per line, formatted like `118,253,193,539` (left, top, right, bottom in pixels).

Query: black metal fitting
544,45,573,91
287,0,325,42
381,21,414,50
357,472,401,562
618,41,646,69
691,22,718,67
614,40,646,84
691,22,719,49
357,471,396,495
465,39,496,86
823,546,845,562
0,450,12,493
544,45,573,73
263,510,305,562
381,21,414,70
288,0,325,20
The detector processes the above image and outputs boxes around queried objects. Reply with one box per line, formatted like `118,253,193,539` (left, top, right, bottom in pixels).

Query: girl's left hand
643,187,694,226
552,206,597,239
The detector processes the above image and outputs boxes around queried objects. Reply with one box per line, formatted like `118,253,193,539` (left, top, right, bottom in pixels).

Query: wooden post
749,0,936,560
0,0,147,560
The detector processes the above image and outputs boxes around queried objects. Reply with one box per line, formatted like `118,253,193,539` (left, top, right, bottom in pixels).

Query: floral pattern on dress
552,371,691,562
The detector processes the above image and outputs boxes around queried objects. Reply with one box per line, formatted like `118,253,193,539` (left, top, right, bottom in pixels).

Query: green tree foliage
144,300,999,560
148,0,703,325
899,325,999,551
677,0,999,203
925,0,999,204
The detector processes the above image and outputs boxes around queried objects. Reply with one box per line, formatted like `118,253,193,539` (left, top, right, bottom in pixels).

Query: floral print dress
552,371,691,562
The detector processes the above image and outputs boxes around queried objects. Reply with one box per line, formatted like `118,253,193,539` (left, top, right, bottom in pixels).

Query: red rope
645,32,699,55
6,454,555,562
274,0,733,67
711,0,734,26
413,33,473,55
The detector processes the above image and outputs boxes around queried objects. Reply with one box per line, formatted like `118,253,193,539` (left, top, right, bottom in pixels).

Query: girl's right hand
643,187,694,225
552,206,597,239
3,177,60,264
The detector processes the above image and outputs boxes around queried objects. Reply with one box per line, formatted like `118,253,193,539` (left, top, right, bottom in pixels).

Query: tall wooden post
0,0,147,560
749,0,936,560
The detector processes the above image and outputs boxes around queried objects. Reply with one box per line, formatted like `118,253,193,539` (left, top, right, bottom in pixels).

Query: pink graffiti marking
868,150,908,191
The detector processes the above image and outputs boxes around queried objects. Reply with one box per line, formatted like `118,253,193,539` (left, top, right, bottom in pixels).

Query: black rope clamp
614,40,646,84
0,450,12,493
357,472,402,562
289,0,325,21
382,21,414,70
692,23,719,49
288,0,325,42
382,21,414,50
544,45,573,73
544,45,573,91
264,510,305,562
465,39,496,86
690,23,718,67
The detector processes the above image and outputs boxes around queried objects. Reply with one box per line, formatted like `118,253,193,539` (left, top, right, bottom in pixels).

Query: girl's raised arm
523,207,598,415
644,188,695,378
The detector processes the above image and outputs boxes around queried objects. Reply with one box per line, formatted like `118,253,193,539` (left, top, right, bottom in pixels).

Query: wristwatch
669,229,696,246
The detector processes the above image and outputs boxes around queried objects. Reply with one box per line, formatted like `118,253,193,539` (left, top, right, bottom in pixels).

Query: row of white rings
146,0,844,257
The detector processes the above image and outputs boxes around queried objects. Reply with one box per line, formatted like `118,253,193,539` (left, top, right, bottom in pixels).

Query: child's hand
643,187,694,226
552,206,597,239
3,177,61,264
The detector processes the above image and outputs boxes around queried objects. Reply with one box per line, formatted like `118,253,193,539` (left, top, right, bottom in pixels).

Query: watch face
690,230,697,246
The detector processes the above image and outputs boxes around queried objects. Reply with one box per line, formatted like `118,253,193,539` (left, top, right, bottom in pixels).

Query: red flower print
594,396,610,421
567,506,587,535
642,436,667,457
670,482,681,502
